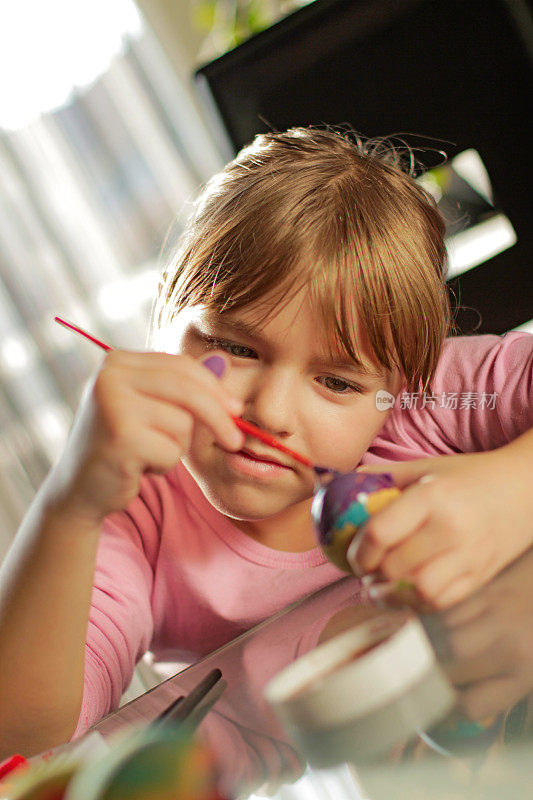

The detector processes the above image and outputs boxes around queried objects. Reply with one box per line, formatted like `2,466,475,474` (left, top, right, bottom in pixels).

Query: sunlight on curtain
0,4,222,557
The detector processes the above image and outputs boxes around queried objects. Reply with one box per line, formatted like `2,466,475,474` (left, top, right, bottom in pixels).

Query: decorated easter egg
311,471,401,571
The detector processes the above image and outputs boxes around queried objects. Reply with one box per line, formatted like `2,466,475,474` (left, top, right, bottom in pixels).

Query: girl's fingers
104,350,243,417
131,426,189,474
130,360,241,414
434,575,480,610
346,526,383,575
138,396,197,447
378,526,453,580
113,368,244,451
139,394,240,455
159,388,243,451
412,554,476,609
348,480,435,573
357,457,444,489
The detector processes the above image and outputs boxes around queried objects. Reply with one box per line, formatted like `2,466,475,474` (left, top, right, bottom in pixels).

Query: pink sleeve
366,333,533,462
423,332,533,452
71,481,161,738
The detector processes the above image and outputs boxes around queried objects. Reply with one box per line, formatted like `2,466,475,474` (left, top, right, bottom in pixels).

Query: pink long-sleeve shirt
73,332,533,736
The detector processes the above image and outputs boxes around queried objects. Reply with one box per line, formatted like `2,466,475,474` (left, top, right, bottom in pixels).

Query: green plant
192,0,313,57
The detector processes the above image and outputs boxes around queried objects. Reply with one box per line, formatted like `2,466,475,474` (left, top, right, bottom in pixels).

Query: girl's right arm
0,350,243,758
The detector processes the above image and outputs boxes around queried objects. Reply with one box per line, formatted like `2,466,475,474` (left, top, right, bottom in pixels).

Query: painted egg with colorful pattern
311,471,401,571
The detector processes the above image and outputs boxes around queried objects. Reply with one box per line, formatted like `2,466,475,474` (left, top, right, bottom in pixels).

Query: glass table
88,547,533,799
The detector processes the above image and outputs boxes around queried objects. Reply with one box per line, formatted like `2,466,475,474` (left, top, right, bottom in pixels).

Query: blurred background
0,0,532,558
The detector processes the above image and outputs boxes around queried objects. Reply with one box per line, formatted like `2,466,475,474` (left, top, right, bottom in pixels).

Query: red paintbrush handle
233,418,313,468
54,317,112,352
53,316,314,470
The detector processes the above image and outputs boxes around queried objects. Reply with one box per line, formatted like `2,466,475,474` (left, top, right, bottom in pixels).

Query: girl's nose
244,366,297,438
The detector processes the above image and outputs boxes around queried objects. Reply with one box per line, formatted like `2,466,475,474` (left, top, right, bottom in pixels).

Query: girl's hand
47,350,244,523
348,435,533,609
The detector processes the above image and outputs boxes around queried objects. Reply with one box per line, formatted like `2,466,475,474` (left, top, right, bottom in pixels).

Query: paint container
265,615,455,767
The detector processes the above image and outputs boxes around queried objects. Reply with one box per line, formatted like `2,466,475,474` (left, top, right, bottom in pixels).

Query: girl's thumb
357,458,439,489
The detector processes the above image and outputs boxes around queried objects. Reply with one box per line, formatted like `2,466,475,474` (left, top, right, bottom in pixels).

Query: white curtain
0,23,223,557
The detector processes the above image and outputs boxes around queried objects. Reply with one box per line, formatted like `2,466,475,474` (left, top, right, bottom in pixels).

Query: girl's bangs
307,255,398,377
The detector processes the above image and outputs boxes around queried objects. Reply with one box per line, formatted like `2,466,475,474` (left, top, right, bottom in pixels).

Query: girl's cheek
309,403,385,472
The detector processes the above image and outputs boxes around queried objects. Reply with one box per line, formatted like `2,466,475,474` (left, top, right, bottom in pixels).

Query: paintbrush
54,316,338,480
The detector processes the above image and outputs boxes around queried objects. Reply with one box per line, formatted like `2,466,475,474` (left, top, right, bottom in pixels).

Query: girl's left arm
350,426,533,609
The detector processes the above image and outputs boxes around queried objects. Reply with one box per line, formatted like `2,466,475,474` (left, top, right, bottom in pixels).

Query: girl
0,127,532,758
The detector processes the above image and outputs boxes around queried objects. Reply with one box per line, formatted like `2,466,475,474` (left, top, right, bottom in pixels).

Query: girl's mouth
224,449,295,479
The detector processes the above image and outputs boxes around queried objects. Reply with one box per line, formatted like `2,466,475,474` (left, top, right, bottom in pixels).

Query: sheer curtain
0,21,223,557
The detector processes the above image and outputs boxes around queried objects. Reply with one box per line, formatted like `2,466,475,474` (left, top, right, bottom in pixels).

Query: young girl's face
171,287,403,529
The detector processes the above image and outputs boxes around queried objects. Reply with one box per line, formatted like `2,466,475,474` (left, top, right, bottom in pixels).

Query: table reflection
88,547,533,799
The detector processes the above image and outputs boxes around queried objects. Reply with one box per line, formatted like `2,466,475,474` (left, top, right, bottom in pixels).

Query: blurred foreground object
4,725,223,800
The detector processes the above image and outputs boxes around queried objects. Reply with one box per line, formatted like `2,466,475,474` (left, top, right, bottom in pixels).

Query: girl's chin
202,484,306,521
187,470,311,522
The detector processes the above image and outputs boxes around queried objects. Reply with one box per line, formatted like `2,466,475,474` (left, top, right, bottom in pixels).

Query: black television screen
194,0,533,334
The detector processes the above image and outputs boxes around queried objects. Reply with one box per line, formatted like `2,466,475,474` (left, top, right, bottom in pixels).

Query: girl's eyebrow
201,315,383,379
312,355,382,378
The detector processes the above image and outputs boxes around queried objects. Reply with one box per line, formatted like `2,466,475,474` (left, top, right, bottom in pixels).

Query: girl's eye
226,343,257,358
319,376,362,394
205,337,257,359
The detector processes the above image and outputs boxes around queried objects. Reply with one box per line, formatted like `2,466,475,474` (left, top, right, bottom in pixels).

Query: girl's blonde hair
152,127,451,391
